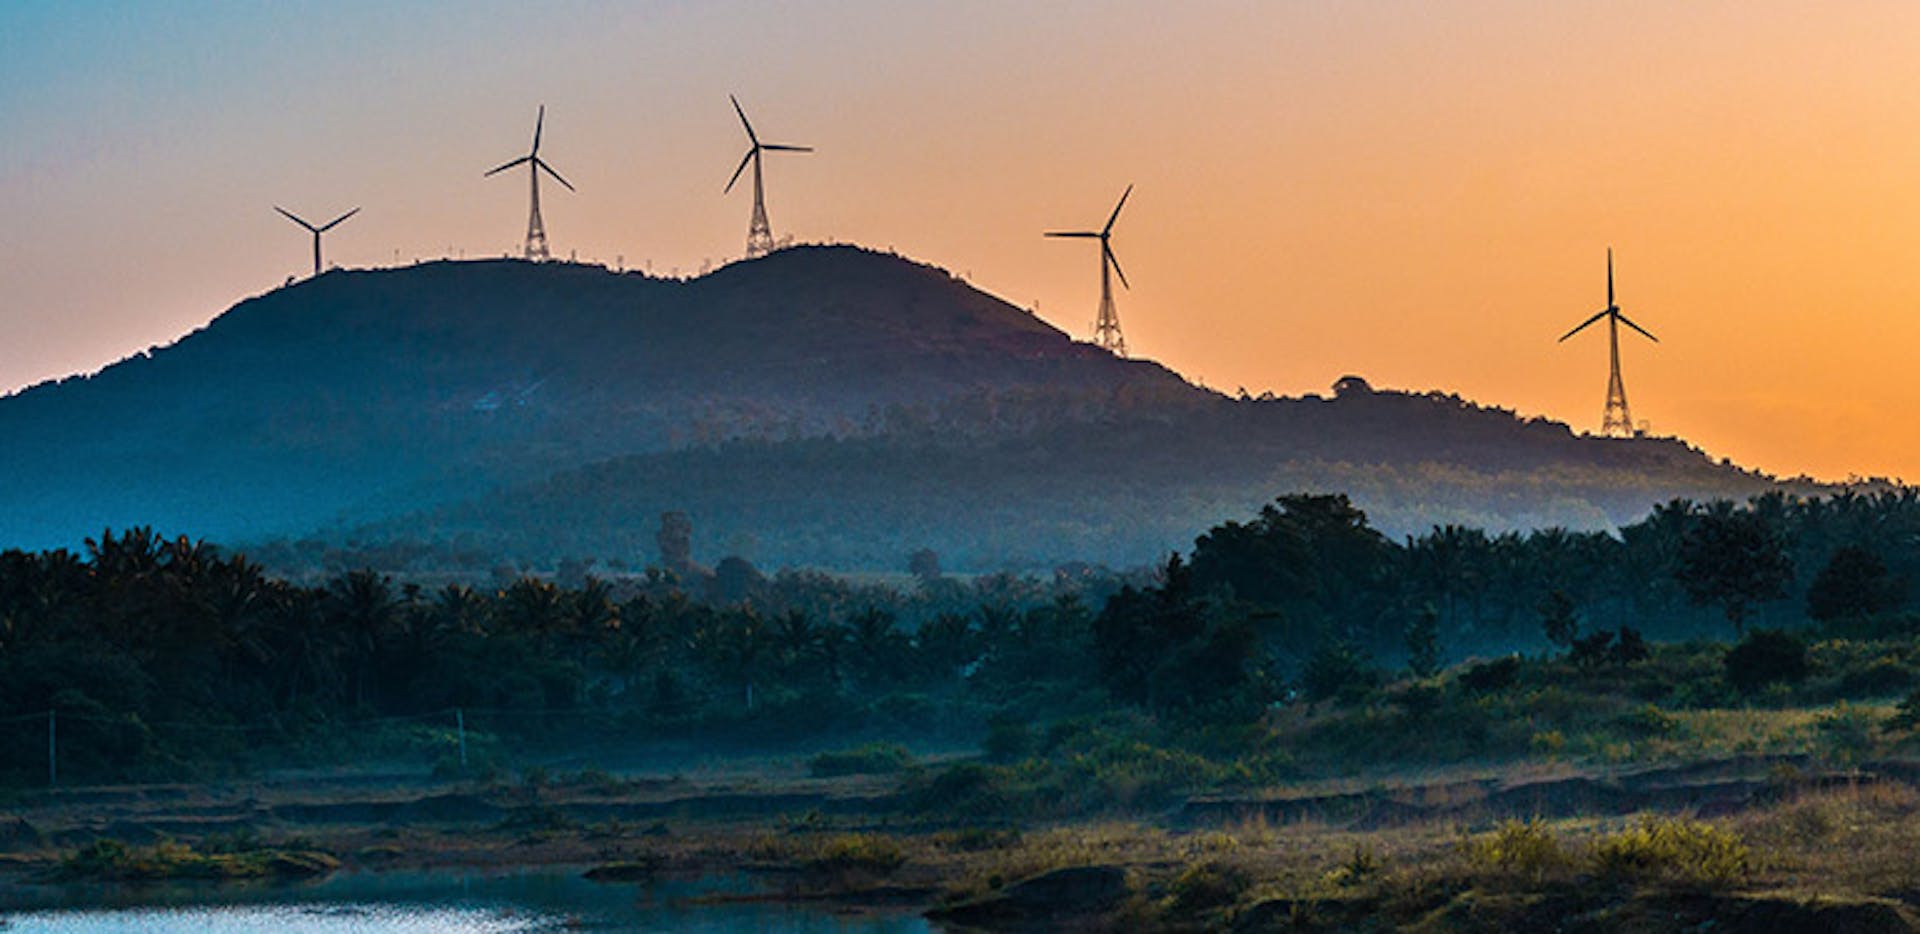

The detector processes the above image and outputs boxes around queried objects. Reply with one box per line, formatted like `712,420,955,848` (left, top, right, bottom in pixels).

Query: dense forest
3,488,1915,787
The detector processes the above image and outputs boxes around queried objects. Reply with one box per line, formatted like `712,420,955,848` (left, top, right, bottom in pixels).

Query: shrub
1461,819,1569,883
1168,859,1252,910
804,833,906,876
1813,701,1877,765
983,715,1034,762
1724,629,1810,694
809,742,914,777
1458,656,1522,694
1617,703,1681,738
1299,640,1379,704
1589,817,1750,887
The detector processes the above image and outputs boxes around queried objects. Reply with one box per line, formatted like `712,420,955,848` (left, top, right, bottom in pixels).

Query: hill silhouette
0,245,1793,567
0,247,1191,550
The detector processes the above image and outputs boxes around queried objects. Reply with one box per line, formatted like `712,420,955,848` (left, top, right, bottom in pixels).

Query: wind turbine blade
729,94,759,146
1558,309,1609,342
723,149,754,193
1044,231,1101,238
761,144,812,152
318,207,361,232
532,104,544,155
273,206,317,232
536,158,575,192
1615,312,1659,343
1106,244,1131,290
1607,248,1615,307
1103,183,1134,235
485,155,532,176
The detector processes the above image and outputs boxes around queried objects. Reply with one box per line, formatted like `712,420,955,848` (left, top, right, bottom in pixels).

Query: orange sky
3,2,1917,481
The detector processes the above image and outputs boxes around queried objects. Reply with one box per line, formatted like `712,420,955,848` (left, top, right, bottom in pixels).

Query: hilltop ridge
0,245,1789,566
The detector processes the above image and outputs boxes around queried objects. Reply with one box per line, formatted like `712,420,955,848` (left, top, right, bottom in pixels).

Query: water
0,868,935,932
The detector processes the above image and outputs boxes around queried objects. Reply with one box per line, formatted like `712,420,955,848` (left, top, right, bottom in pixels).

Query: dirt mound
926,865,1130,930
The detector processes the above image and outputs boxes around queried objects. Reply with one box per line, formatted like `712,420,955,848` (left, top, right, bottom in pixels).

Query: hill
0,247,1192,550
344,379,1791,573
0,245,1797,568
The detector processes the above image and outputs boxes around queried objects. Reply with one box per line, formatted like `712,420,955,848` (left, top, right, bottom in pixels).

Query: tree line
2,488,1914,784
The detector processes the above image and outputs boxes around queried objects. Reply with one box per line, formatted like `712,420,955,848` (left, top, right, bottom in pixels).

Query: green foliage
57,838,339,882
1457,656,1521,694
1300,640,1380,704
1724,629,1810,694
1808,545,1903,625
803,833,906,876
808,742,915,777
1812,701,1877,765
1405,605,1442,679
1676,507,1793,632
1539,589,1579,651
1167,859,1252,911
983,715,1034,763
1461,819,1569,883
1589,817,1751,887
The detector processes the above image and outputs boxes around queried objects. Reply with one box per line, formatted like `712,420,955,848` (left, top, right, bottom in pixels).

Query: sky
2,1,1917,482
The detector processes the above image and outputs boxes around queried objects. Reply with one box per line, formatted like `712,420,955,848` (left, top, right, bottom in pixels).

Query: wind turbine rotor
1044,231,1101,239
724,149,755,193
535,158,574,192
532,104,544,155
485,154,532,177
1103,183,1133,235
274,206,318,233
730,94,759,147
1558,309,1611,342
1614,312,1658,343
761,144,813,152
319,207,360,232
1607,247,1615,308
1105,243,1131,290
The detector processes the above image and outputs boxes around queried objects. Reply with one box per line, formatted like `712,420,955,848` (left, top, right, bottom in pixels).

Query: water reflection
0,868,933,933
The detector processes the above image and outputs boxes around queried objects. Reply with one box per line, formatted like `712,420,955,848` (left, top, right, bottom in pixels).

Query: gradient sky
3,2,1917,482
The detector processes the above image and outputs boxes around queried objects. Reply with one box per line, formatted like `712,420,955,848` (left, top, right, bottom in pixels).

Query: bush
1724,629,1810,694
804,833,905,876
1589,817,1750,887
1461,819,1568,883
983,716,1034,763
1298,640,1380,705
809,742,914,777
1168,859,1251,910
1458,656,1522,694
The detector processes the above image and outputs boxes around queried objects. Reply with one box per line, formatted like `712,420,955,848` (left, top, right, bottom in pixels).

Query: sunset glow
4,1,1918,480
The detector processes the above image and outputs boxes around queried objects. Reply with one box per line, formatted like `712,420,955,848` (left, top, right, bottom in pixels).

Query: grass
55,838,339,882
808,742,915,777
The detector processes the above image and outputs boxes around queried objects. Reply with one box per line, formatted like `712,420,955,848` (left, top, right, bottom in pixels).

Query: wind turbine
485,105,573,261
1559,248,1658,437
1046,184,1134,357
724,95,811,258
274,206,359,278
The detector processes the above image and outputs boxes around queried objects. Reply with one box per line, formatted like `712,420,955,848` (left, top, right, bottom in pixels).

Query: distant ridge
0,245,1795,566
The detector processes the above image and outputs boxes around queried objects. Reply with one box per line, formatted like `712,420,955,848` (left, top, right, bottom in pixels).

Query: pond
0,867,936,932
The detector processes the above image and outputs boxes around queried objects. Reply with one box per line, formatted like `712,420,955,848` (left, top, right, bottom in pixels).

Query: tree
1538,589,1579,651
1404,604,1441,679
1807,545,1902,625
657,511,694,574
1675,506,1792,633
907,548,942,583
1724,629,1809,694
